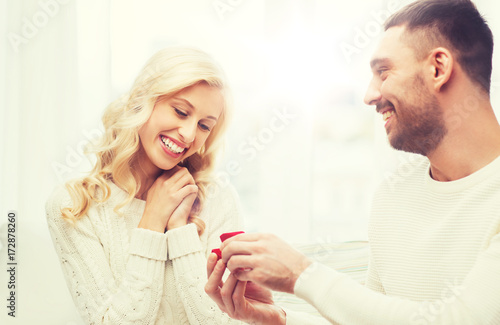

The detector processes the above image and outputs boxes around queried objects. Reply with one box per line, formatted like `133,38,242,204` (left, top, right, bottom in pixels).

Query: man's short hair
385,0,493,93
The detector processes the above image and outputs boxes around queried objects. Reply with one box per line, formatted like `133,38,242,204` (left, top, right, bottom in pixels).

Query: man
205,0,500,324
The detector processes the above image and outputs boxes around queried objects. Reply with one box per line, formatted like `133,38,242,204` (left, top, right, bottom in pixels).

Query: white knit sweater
288,155,500,325
46,181,246,325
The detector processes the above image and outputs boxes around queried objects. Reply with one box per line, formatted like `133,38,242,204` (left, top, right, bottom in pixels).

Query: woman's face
138,82,224,174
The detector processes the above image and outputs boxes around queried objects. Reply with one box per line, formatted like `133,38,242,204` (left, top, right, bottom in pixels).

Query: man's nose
364,78,382,106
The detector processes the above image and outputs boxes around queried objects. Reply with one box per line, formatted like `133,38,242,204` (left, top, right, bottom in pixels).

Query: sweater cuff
167,223,203,259
294,262,343,303
283,307,331,325
129,228,168,261
283,307,307,325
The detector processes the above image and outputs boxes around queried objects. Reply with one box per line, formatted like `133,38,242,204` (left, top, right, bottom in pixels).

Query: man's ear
428,47,454,92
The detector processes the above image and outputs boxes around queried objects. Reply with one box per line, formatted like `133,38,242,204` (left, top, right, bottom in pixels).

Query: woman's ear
428,47,454,92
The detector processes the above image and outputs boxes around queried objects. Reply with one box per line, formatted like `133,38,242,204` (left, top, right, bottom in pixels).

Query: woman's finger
175,184,198,201
206,252,218,278
232,280,248,312
174,171,196,187
205,259,227,311
159,168,195,191
220,272,239,315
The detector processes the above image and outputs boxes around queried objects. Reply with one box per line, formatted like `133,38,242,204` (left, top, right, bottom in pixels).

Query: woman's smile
159,135,187,157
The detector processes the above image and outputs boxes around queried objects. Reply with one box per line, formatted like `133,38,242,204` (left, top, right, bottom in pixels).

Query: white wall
1,0,499,324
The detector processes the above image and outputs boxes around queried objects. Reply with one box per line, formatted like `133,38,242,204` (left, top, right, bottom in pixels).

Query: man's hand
205,253,286,325
220,233,312,294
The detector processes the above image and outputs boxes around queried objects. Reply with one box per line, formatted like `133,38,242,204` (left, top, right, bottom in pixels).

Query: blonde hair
62,47,231,235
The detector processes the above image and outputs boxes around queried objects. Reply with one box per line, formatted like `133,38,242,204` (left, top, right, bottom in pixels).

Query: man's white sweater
290,155,500,324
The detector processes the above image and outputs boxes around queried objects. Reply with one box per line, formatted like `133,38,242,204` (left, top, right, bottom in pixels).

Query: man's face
364,26,447,156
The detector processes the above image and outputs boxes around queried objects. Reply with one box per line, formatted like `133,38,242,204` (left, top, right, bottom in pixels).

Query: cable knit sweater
46,181,246,325
288,155,500,325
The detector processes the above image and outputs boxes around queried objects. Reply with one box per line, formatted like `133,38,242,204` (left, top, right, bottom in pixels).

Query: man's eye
378,69,388,77
174,108,188,117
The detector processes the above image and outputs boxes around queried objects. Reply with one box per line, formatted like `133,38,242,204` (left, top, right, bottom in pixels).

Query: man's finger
224,253,258,272
231,266,255,282
220,233,265,250
220,240,261,263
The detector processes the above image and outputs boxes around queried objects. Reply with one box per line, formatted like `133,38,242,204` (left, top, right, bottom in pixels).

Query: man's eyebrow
370,58,391,69
172,97,218,121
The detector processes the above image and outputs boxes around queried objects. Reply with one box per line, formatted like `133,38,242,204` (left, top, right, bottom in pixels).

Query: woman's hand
138,166,198,233
205,253,286,325
166,191,197,230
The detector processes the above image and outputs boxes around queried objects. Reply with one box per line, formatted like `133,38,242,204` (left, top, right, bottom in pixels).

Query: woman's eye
174,108,188,117
199,123,211,132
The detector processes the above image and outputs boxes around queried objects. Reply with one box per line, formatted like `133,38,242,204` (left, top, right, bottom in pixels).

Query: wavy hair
61,47,232,235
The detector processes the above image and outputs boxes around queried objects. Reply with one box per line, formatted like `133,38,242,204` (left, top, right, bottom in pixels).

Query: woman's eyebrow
172,97,194,109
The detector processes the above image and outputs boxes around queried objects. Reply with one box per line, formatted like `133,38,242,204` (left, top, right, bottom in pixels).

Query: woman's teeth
383,110,395,122
161,136,185,154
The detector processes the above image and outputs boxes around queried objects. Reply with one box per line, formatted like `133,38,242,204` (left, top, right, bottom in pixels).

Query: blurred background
1,0,500,323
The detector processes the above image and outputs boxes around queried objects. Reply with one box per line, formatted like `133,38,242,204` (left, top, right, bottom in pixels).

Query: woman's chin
160,163,179,171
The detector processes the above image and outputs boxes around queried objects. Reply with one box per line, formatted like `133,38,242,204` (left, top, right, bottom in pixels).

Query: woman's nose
178,119,197,144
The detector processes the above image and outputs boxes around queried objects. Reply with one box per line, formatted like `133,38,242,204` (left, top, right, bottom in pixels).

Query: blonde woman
46,47,245,324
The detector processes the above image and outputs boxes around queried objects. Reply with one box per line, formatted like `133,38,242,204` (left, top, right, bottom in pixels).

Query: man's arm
220,233,312,293
205,252,333,325
221,232,500,324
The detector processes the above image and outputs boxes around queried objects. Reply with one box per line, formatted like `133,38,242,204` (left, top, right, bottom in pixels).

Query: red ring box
211,231,245,261
211,248,222,260
220,231,245,242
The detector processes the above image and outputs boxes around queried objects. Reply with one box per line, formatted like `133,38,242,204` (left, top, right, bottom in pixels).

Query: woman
46,47,245,324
